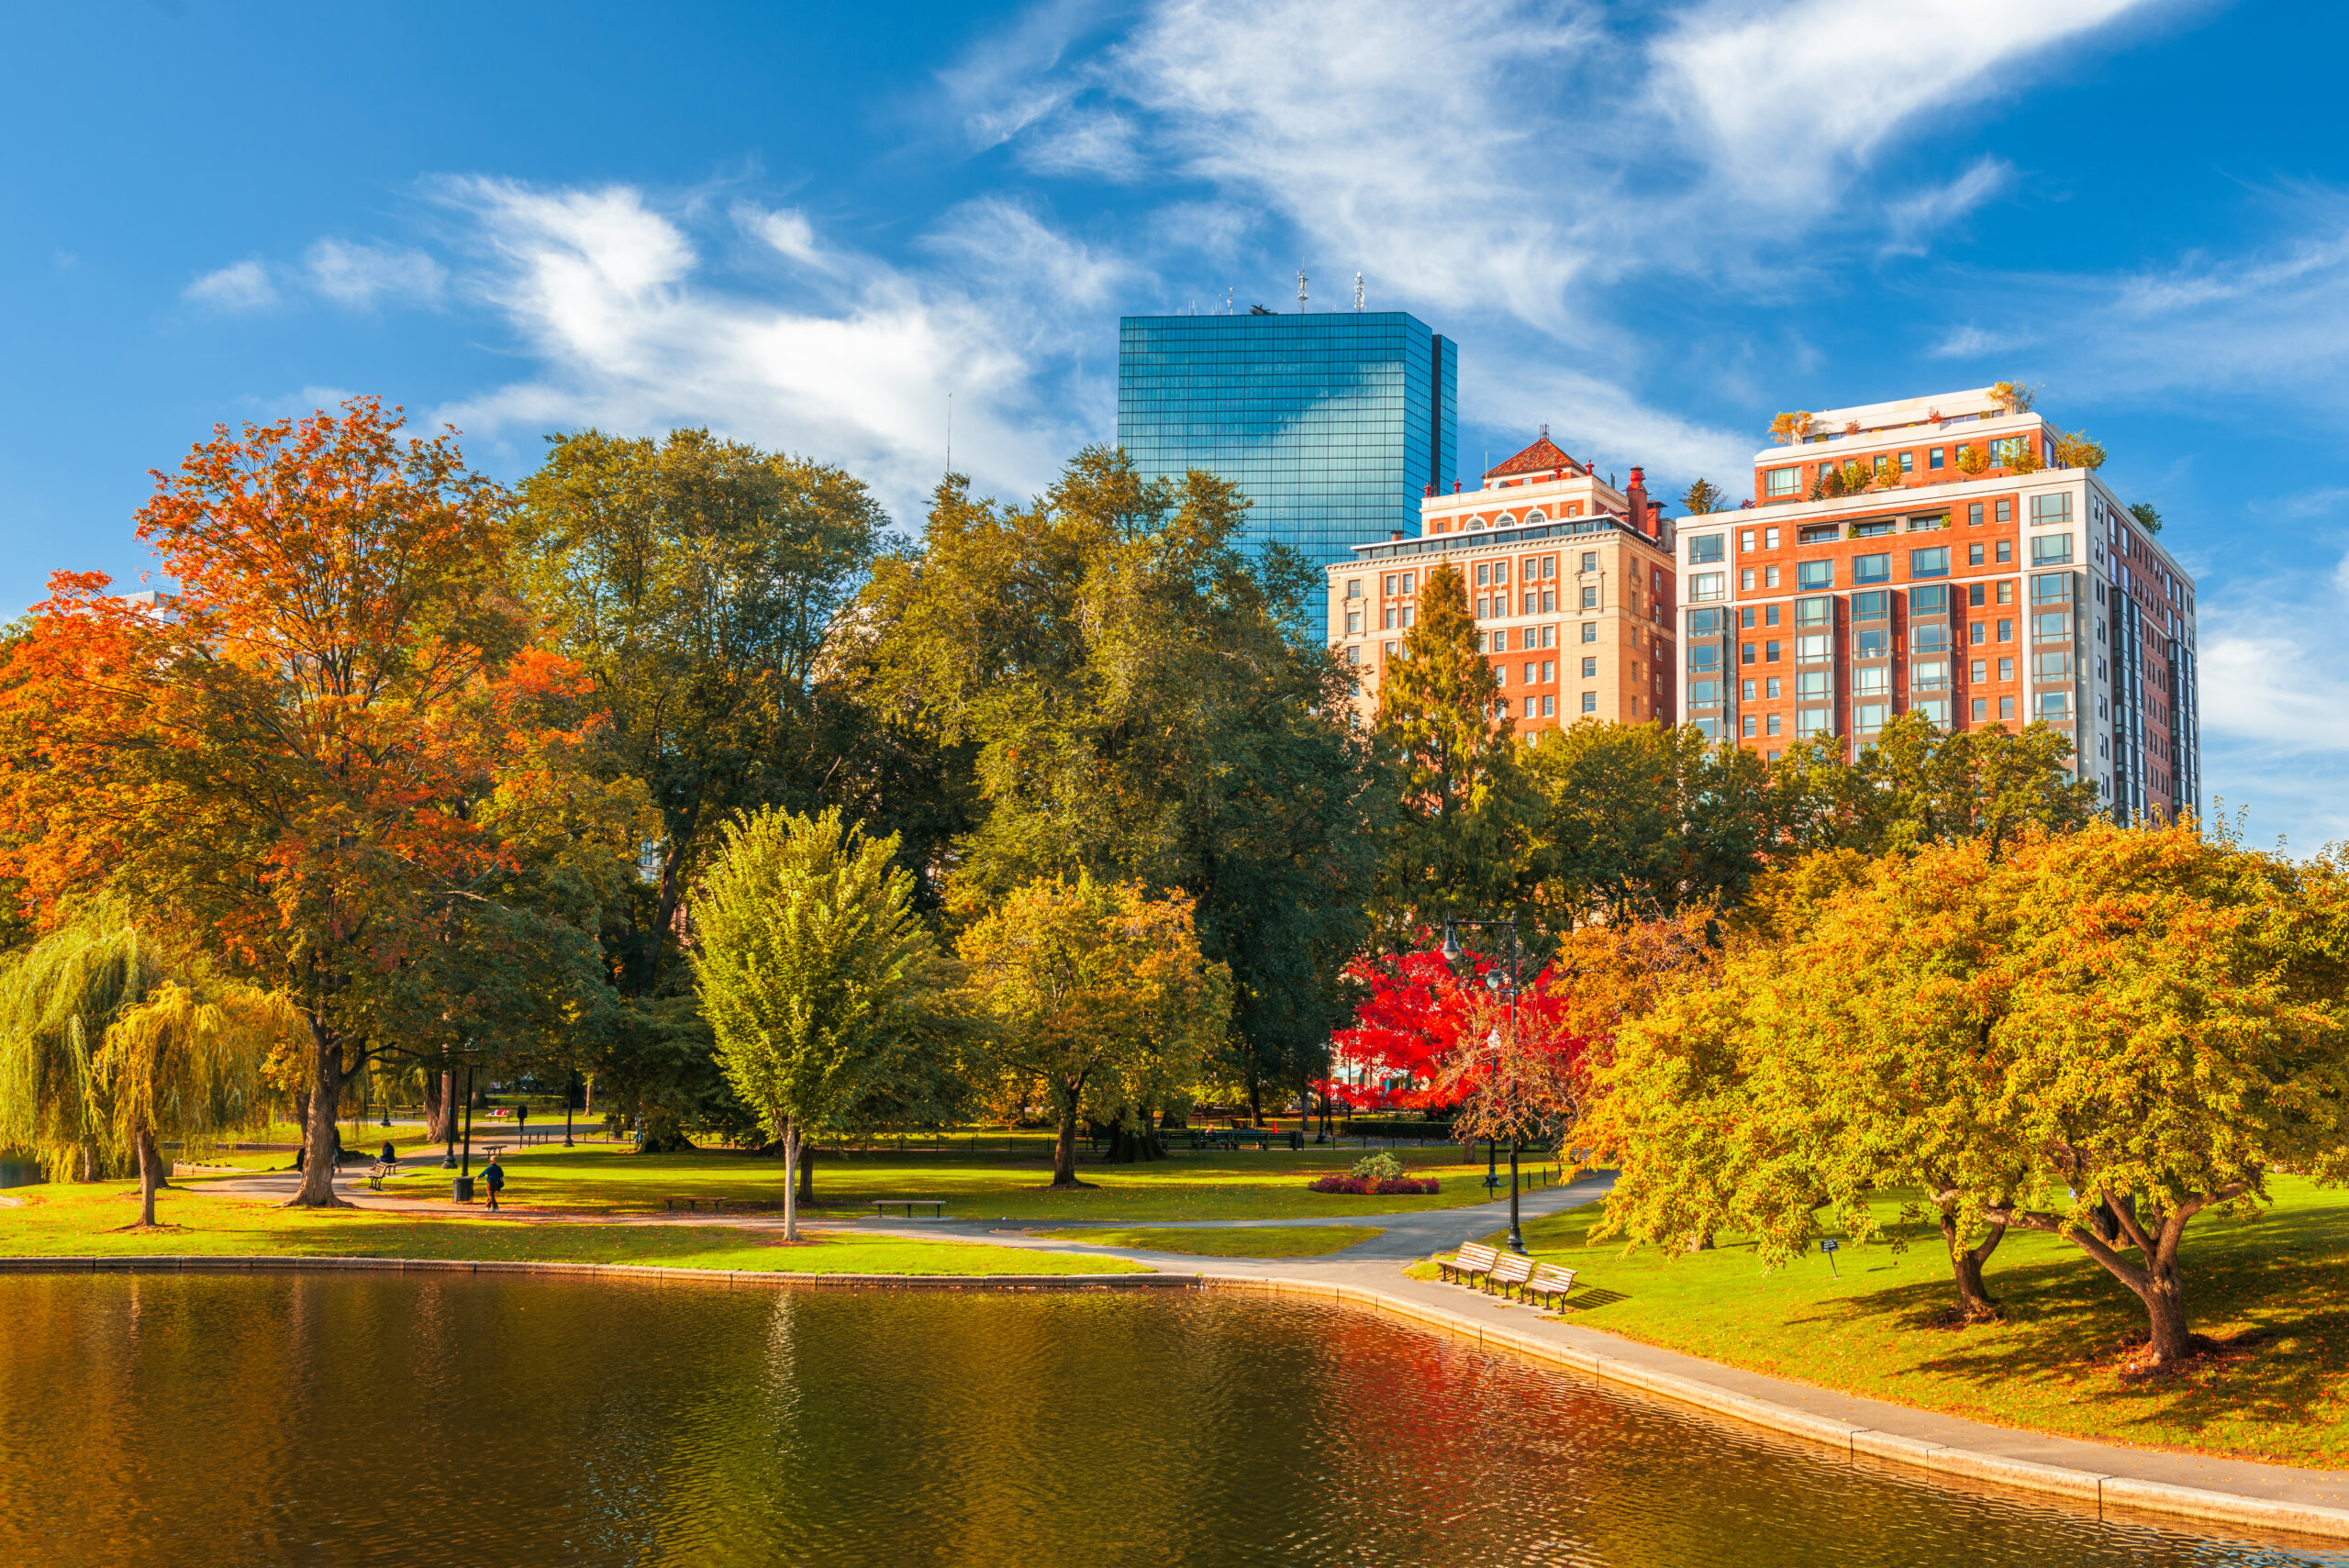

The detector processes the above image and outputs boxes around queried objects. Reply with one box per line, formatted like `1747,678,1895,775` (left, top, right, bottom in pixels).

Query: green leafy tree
1521,721,1771,930
0,909,301,1225
958,874,1230,1187
2128,502,2164,535
688,806,943,1240
1594,822,2349,1364
1680,480,1724,516
1374,561,1531,940
1771,713,2096,861
868,450,1382,1126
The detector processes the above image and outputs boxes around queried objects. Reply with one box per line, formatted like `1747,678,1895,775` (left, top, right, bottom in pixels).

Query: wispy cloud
426,178,1114,524
184,258,276,311
303,239,447,307
1885,158,2009,255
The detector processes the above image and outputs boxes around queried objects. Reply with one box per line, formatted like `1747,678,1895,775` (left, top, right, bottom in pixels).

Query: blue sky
5,0,2343,846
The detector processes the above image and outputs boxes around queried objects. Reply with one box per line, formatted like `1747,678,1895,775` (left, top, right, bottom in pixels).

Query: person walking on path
483,1152,506,1212
515,1102,529,1146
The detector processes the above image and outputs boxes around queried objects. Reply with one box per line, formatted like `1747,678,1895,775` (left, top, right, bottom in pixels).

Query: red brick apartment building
1675,386,2198,823
1324,433,1678,739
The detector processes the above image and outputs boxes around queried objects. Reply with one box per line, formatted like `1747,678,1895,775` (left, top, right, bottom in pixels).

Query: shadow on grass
1797,1216,2349,1444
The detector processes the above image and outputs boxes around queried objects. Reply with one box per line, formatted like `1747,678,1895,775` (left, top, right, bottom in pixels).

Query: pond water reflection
0,1274,2335,1567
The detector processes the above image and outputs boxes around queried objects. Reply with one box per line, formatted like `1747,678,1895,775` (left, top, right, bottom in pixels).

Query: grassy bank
247,1139,1548,1222
1431,1178,2349,1468
1038,1225,1383,1258
0,1182,1144,1277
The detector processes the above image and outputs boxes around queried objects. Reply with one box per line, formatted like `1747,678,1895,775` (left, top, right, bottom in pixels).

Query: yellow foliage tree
1768,412,1816,446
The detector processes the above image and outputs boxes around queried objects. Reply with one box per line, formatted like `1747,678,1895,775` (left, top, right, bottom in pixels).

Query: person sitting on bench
379,1140,399,1173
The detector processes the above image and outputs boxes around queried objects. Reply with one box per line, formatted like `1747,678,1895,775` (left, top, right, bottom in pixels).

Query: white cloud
1885,158,2009,254
1651,0,2145,210
303,239,447,307
1930,324,2015,360
184,258,277,311
428,178,1104,524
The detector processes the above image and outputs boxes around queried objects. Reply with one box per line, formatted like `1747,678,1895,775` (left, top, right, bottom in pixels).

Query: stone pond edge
5,1252,2343,1542
1197,1272,2349,1545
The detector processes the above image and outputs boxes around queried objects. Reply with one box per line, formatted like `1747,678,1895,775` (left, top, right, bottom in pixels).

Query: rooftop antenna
1297,269,1308,309
1353,271,1364,311
1223,286,1234,315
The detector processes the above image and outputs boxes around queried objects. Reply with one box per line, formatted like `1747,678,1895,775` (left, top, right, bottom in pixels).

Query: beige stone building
1326,433,1679,736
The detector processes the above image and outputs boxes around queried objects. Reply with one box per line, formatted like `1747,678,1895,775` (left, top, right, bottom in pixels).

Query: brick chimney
1625,466,1651,535
1390,530,1405,541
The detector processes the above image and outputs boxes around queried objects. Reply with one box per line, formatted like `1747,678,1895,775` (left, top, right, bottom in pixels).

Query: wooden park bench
1486,1251,1536,1298
661,1195,704,1213
364,1162,396,1192
873,1199,947,1218
1524,1263,1579,1311
1439,1241,1497,1288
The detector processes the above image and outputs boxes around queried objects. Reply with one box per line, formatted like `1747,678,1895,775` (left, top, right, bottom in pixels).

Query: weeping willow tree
0,910,302,1225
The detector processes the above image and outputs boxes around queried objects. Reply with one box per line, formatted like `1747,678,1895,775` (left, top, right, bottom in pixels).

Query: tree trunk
796,1141,815,1204
2141,1262,2194,1369
1247,1077,1264,1129
1936,1209,2006,1321
139,1128,171,1192
425,1069,456,1143
286,1028,350,1208
782,1120,801,1242
136,1127,161,1227
1050,1080,1092,1188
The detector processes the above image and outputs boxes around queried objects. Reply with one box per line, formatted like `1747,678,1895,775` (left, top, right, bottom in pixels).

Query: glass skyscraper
1116,311,1457,567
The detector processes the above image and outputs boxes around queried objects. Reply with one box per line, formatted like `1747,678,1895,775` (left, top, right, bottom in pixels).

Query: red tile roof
1484,434,1581,479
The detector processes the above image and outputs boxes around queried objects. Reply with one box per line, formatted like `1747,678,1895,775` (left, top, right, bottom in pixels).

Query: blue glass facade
1116,311,1457,568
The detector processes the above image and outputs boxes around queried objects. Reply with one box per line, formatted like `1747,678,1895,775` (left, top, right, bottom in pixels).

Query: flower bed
1308,1175,1440,1195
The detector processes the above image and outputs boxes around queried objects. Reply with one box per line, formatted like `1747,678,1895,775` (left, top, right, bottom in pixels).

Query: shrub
1308,1174,1441,1195
1352,1151,1406,1182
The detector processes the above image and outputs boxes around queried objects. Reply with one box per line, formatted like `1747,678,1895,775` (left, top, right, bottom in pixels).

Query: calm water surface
0,1274,2336,1567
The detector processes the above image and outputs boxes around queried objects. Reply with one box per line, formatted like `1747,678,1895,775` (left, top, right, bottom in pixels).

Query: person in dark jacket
380,1140,399,1173
483,1153,506,1211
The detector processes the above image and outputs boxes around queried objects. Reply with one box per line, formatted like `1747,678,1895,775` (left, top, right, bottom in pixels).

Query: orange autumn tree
0,398,599,1207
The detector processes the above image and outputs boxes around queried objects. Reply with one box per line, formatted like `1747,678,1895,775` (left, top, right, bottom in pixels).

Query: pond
0,1273,2336,1567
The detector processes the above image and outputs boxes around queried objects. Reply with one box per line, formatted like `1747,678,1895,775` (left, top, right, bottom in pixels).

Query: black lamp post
1442,916,1527,1254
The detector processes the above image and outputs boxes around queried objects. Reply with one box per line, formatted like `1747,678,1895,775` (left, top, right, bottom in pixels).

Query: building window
1914,698,1950,725
1798,561,1831,589
1542,661,1555,682
1346,579,1362,599
1476,563,1490,586
1740,529,1756,552
1741,568,1756,591
1765,676,1782,698
1542,695,1555,717
1993,500,2011,526
2039,691,2071,718
1930,448,1945,471
2031,492,2073,527
1765,528,1780,550
1579,551,1598,573
1741,642,1755,664
1689,534,1726,564
1344,645,1360,665
1384,574,1398,595
1854,553,1890,584
1765,467,1798,497
1910,546,1950,579
1971,697,1987,722
1855,701,1888,730
1797,670,1831,699
1742,678,1757,700
1967,544,1984,567
1899,451,1915,473
1383,608,1397,629
1690,573,1725,602
1541,626,1557,649
1402,607,1414,627
1384,641,1397,656
1582,622,1598,643
1581,585,1600,609
1581,656,1598,678
1581,691,1598,713
1764,640,1781,662
1346,611,1363,634
1495,562,1509,584
1742,715,1757,737
1998,657,2015,681
1971,660,1987,683
2032,533,2074,565
1797,709,1831,737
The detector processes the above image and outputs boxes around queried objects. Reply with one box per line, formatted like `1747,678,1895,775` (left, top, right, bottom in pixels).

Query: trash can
453,1175,475,1202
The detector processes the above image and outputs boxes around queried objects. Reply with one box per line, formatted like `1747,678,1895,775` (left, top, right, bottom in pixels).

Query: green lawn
1038,1225,1384,1258
295,1140,1544,1223
1428,1178,2349,1468
0,1182,1144,1276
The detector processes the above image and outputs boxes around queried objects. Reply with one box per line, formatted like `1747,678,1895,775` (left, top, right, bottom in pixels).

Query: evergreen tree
1372,561,1530,940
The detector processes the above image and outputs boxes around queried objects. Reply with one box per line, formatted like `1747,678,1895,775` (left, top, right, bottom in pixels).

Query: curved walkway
161,1162,2349,1542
